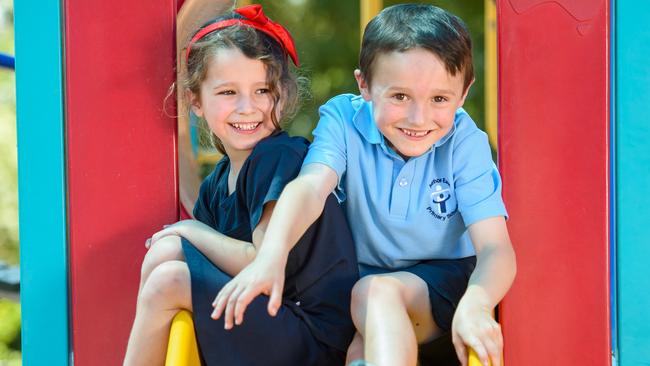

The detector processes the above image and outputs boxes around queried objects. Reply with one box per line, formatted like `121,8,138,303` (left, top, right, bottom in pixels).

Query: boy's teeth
232,122,260,131
401,128,429,137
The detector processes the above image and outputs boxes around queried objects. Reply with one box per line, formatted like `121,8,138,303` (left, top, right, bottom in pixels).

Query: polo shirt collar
351,97,383,145
351,96,461,151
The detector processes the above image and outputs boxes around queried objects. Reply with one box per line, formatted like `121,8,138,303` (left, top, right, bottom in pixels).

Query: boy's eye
393,93,408,101
433,96,447,103
218,90,235,95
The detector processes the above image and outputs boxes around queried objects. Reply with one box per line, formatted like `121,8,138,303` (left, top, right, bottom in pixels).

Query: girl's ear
186,89,203,117
354,69,372,101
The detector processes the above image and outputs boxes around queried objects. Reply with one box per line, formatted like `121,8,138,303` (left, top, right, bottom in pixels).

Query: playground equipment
13,0,650,365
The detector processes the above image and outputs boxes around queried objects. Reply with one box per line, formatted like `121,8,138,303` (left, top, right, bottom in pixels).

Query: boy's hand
145,220,210,248
211,253,286,329
451,296,502,366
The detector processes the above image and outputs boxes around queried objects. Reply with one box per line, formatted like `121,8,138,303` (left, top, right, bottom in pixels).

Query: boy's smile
355,48,470,158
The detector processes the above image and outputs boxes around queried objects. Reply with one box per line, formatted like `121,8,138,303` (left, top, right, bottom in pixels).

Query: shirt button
399,178,408,187
295,301,301,306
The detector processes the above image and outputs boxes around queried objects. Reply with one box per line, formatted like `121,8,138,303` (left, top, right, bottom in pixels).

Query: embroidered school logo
426,178,458,221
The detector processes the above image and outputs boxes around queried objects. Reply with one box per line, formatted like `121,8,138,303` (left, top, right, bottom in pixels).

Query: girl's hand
451,296,502,366
145,220,210,249
210,253,286,329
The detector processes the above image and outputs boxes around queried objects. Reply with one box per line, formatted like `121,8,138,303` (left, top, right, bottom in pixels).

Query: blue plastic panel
14,0,69,365
616,0,650,364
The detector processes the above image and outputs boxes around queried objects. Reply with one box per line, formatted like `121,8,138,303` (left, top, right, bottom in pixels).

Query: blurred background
0,1,486,364
0,0,20,363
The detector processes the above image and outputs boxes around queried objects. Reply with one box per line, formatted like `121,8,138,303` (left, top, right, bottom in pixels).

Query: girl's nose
236,95,255,114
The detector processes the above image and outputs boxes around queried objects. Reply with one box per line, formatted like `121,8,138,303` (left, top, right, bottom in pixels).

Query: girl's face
190,47,277,161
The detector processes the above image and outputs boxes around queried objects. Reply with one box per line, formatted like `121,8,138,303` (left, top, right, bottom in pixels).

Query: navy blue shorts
182,240,345,366
359,256,476,332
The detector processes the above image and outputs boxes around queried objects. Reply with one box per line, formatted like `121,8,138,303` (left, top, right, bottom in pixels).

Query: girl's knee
140,235,184,281
140,260,191,309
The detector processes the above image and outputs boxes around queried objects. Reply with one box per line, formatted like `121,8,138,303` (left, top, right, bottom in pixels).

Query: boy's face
355,48,470,158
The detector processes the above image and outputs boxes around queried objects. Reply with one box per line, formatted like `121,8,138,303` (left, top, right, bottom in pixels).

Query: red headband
185,4,299,67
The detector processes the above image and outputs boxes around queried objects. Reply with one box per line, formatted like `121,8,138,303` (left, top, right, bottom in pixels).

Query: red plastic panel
65,0,178,364
497,1,610,365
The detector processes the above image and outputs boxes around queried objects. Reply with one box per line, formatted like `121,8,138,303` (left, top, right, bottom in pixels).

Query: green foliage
0,300,20,364
0,0,18,266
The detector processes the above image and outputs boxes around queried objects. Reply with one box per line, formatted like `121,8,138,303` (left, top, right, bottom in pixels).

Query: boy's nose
408,103,427,126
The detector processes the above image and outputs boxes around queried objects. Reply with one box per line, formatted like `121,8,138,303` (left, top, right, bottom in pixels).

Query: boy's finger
224,286,245,329
144,238,151,249
482,336,501,366
452,336,468,366
268,282,283,316
212,284,235,319
234,287,258,325
466,337,489,366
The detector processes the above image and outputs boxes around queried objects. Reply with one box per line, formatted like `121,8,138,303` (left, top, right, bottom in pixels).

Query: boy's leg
346,332,365,363
124,260,192,366
350,272,443,366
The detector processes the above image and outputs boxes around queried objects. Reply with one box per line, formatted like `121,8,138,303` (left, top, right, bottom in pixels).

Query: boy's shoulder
322,93,367,115
451,108,487,143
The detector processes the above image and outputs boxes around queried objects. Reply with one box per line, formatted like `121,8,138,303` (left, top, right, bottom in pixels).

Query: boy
212,4,516,366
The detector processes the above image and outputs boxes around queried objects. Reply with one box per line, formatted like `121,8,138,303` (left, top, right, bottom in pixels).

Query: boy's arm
452,216,516,366
147,202,277,277
211,163,339,329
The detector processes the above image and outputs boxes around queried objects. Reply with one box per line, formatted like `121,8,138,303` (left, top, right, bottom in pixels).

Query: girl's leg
350,272,443,366
124,260,192,366
139,235,184,293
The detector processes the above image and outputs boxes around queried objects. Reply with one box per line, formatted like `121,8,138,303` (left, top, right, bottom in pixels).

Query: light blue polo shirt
302,94,507,269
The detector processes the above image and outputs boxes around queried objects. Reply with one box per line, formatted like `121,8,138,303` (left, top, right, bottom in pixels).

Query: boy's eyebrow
387,86,458,96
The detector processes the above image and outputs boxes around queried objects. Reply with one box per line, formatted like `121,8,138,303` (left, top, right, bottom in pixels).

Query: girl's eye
393,93,407,101
256,88,270,94
433,96,447,103
218,90,235,95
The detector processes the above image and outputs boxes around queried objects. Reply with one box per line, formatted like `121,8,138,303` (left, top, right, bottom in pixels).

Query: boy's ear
458,77,475,107
354,69,372,101
186,89,203,117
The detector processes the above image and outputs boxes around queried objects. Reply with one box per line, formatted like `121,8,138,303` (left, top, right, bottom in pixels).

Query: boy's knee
351,275,403,310
140,260,189,308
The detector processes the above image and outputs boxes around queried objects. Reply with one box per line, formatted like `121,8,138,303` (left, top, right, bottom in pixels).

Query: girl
123,5,358,365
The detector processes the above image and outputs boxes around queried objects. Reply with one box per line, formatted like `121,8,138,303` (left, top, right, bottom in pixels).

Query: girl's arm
451,216,516,366
211,163,338,329
147,202,276,277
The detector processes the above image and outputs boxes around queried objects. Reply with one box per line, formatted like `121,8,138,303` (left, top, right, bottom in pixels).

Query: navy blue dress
181,131,358,366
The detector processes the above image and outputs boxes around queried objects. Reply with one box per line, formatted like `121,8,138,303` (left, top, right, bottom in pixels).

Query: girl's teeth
232,123,260,131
